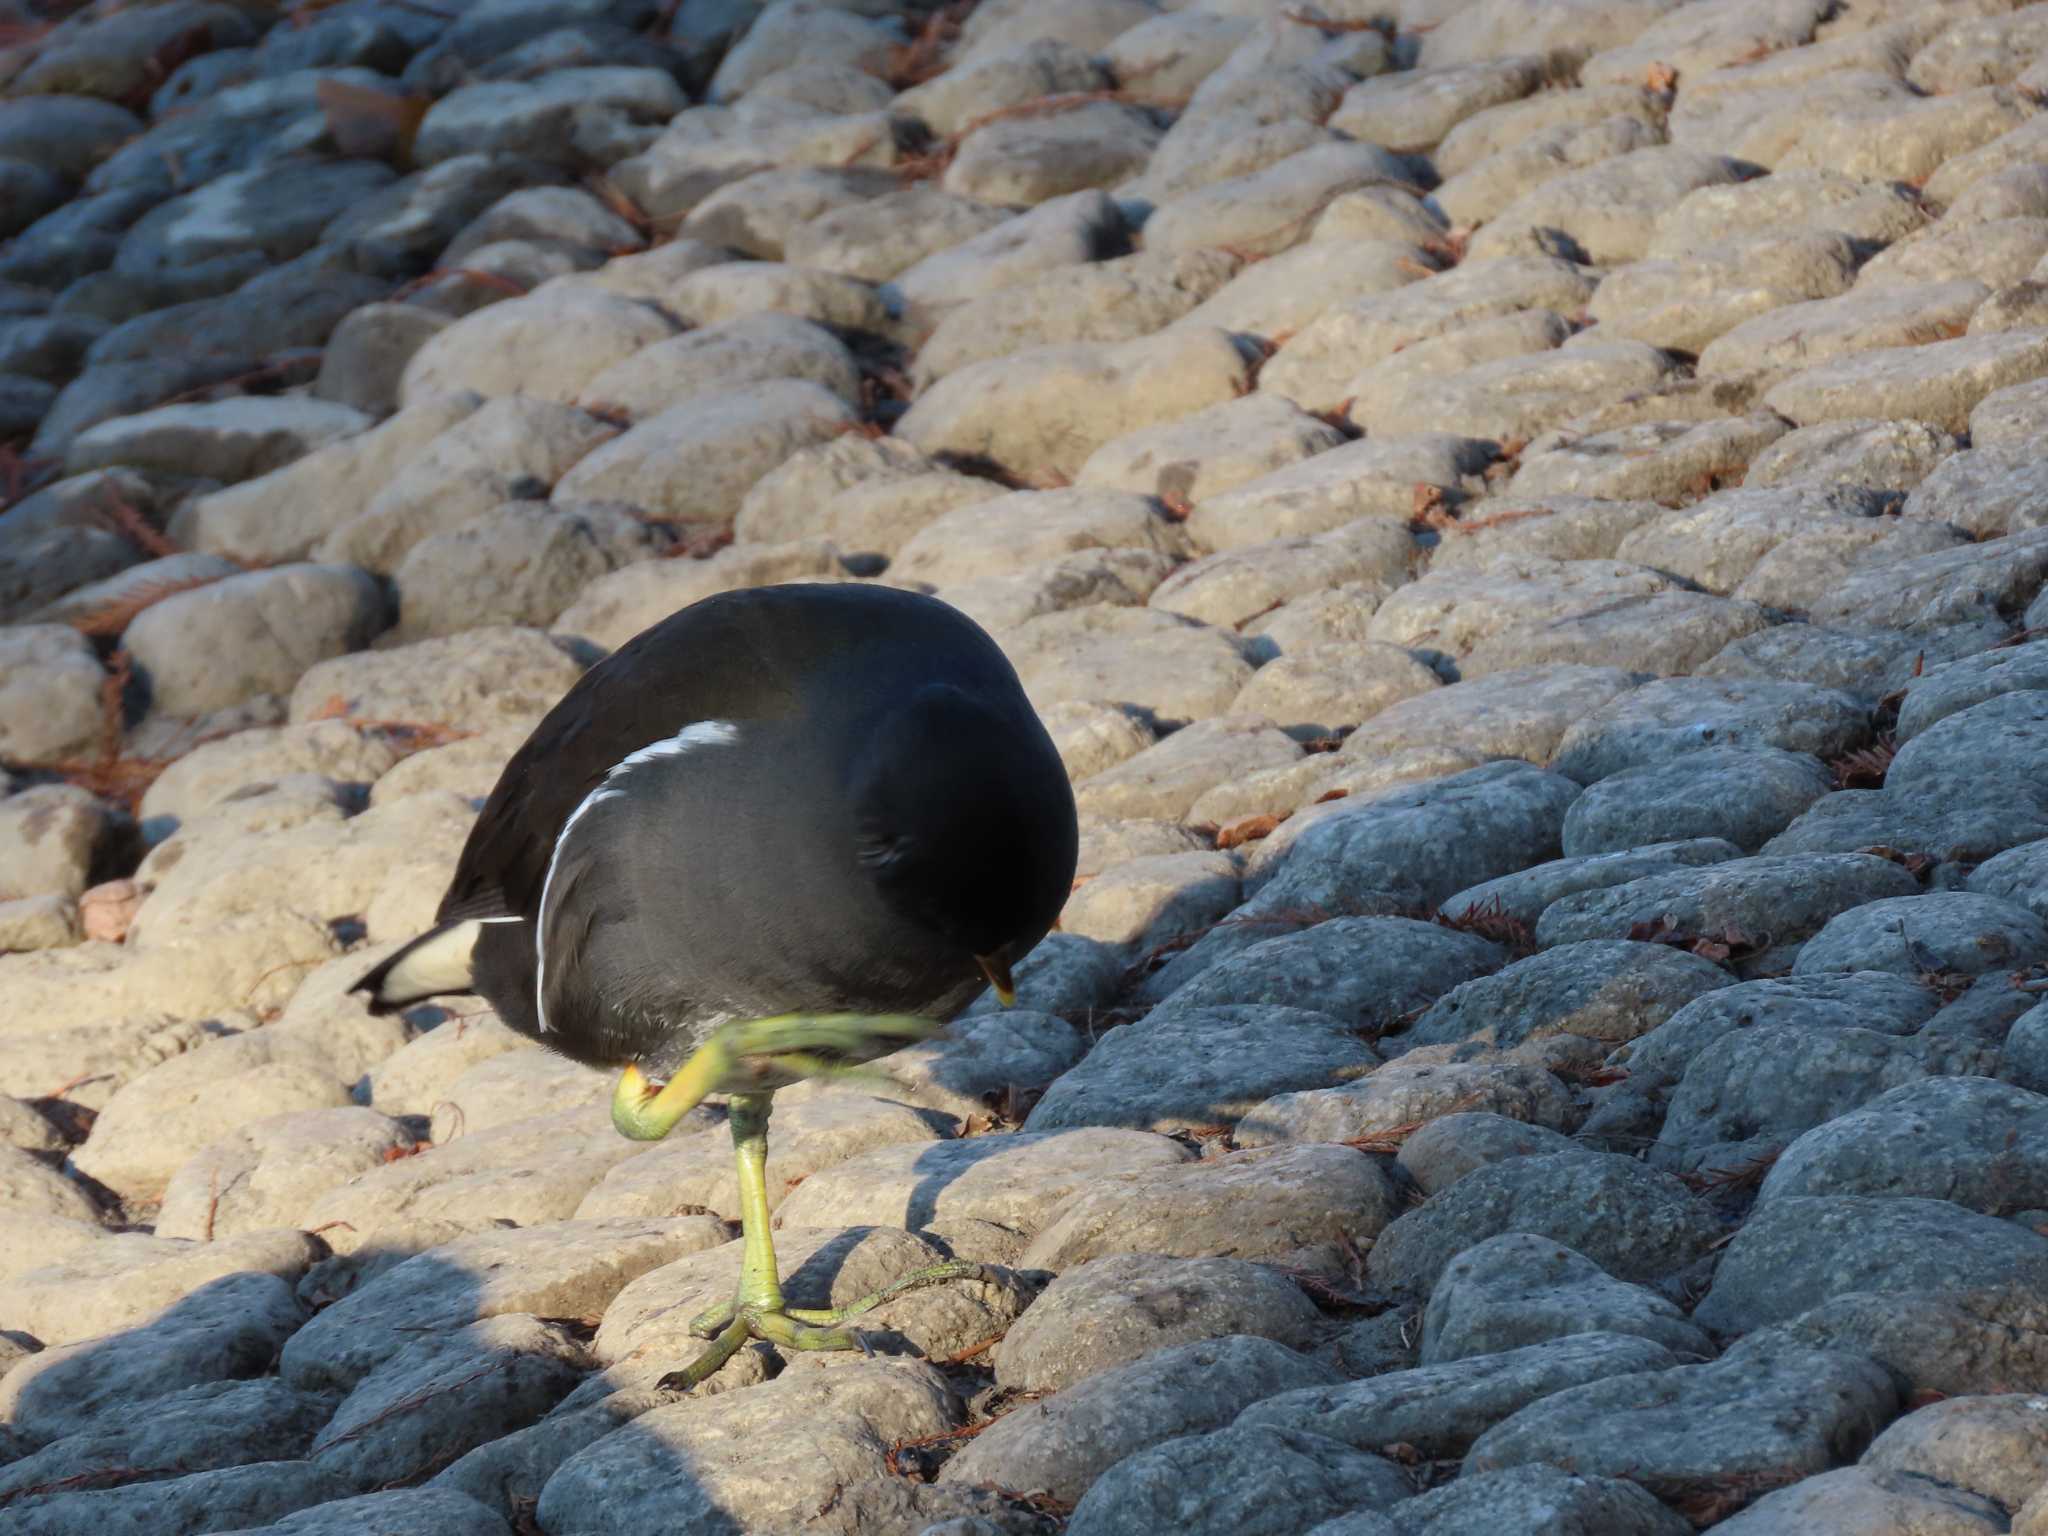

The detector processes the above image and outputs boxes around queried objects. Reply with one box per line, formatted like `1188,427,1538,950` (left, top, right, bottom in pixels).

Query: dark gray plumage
356,583,1078,1081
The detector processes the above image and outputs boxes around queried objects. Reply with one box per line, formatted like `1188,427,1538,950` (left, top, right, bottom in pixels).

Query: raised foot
657,1261,996,1393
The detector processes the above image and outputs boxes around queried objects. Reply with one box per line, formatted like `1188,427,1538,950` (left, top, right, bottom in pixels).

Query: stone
1862,1392,2048,1515
538,1359,959,1534
121,564,387,717
1466,1337,1899,1501
1071,715,1298,822
1184,433,1494,553
414,66,684,167
893,487,1187,589
1422,1232,1714,1364
1060,852,1241,953
1020,1142,1409,1276
1753,1284,2048,1403
1,1460,346,1535
1441,840,1742,928
1396,1113,1580,1197
1000,606,1256,728
1810,527,2048,632
1695,1194,2048,1336
898,327,1253,484
1467,147,1755,265
115,158,396,274
399,287,677,407
310,1314,587,1493
0,1267,307,1440
1310,1464,1690,1535
911,247,1240,387
1232,643,1442,740
577,312,860,418
1760,1076,2048,1218
1511,416,1791,504
996,1252,1322,1394
1795,893,2048,978
553,539,845,651
0,1377,332,1503
1551,675,1871,783
1764,329,2048,436
1066,1423,1412,1536
1861,216,2048,290
775,1128,1193,1237
1535,852,1920,951
552,379,851,528
940,1335,1344,1507
1078,394,1347,509
154,1105,420,1240
391,500,657,640
281,1214,726,1393
287,626,587,733
1700,278,1990,384
1242,1332,1682,1462
1970,375,2048,451
0,785,114,902
1238,1056,1576,1150
1562,748,1835,857
1704,1467,2009,1536
316,303,455,414
1747,418,1960,494
1365,1152,1725,1299
891,189,1129,316
1396,940,1735,1064
1350,342,1680,444
1144,142,1421,262
1026,1005,1379,1136
63,397,373,485
1337,665,1641,771
1905,448,2048,539
0,1143,99,1223
896,35,1110,135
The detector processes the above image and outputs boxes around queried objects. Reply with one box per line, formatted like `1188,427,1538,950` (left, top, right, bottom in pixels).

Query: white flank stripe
533,721,738,1034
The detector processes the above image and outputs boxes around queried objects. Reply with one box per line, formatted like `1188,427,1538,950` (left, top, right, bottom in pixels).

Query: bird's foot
657,1261,995,1391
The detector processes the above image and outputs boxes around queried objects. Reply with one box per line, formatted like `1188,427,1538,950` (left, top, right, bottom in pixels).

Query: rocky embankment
4,0,2048,1531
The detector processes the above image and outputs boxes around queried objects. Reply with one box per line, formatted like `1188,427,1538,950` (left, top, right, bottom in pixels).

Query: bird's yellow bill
976,950,1016,1006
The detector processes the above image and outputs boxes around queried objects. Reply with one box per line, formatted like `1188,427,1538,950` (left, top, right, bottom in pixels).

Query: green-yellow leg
610,1012,1010,1391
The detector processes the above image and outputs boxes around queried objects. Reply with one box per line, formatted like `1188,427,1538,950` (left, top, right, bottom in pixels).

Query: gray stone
1021,1142,1409,1276
2,1460,345,1536
1307,1464,1689,1535
1746,417,1960,494
1466,1338,1899,1500
898,327,1253,485
892,189,1129,316
1562,748,1835,857
1510,416,1791,505
1330,54,1547,148
1699,278,1990,383
1241,1332,1682,1462
1897,640,2048,742
154,1105,419,1241
1971,842,2048,924
940,1335,1344,1507
1239,1057,1577,1151
1794,893,2048,977
310,1315,587,1493
316,302,454,414
1467,147,1755,265
785,1008,1088,1129
1396,1114,1580,1198
1421,1233,1714,1364
1905,449,2048,539
1553,675,1873,785
1760,1076,2048,1216
63,397,373,485
231,1488,514,1535
0,1270,306,1445
1765,329,2048,437
1026,1006,1380,1136
538,1358,959,1534
0,785,114,902
1695,1195,2048,1336
577,311,860,418
122,564,386,717
1184,433,1495,552
1396,941,1735,1066
776,1128,1193,1237
1144,141,1422,261
1442,840,1744,928
0,1378,333,1504
415,66,684,168
1701,624,1945,699
1750,1284,2048,1402
1338,665,1642,772
1360,342,1679,444
281,1214,728,1392
1862,1390,2048,1513
1152,916,1505,1038
1060,851,1242,954
1066,1423,1412,1536
1365,1152,1722,1299
996,1252,1322,1394
115,158,397,274
1001,606,1256,729
1072,715,1296,822
1704,1466,2008,1536
1811,528,2048,632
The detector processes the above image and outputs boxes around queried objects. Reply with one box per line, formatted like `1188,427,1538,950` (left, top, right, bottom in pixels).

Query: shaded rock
1552,675,1871,784
1396,1114,1579,1198
1241,1331,1681,1462
1365,1152,1724,1299
1695,1195,2048,1336
941,1335,1343,1507
1421,1232,1714,1364
63,397,372,485
1795,893,2048,978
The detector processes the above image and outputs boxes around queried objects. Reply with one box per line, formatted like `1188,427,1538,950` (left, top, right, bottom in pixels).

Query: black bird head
846,682,1078,993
